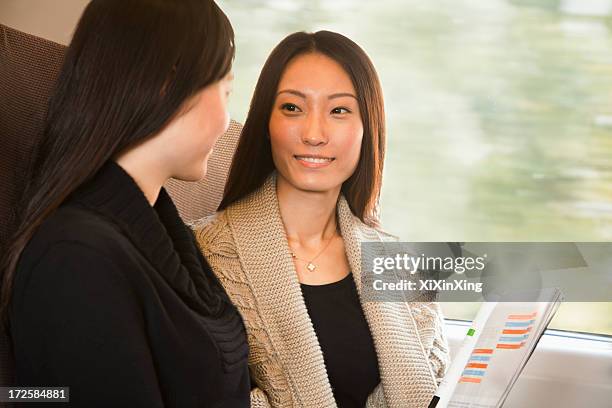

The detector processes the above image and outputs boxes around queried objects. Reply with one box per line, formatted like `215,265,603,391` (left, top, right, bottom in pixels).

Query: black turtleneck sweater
9,161,250,407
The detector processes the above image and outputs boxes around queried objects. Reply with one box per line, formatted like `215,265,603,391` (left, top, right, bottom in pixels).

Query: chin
174,161,208,183
291,173,342,194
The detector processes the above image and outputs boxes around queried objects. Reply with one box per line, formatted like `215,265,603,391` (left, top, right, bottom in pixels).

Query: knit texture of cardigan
193,173,450,408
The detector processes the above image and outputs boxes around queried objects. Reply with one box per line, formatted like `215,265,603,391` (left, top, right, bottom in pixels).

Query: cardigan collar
69,160,228,317
225,173,437,408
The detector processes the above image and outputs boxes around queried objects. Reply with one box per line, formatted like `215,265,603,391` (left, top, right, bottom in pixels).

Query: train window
220,0,612,335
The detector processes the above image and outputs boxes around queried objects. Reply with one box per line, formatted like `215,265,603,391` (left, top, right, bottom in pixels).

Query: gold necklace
290,234,336,272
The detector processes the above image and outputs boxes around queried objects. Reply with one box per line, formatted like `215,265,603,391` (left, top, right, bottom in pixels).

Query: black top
301,274,380,408
9,161,250,407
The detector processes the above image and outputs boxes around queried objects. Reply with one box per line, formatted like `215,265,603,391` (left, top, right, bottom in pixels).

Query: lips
294,154,335,168
294,155,335,162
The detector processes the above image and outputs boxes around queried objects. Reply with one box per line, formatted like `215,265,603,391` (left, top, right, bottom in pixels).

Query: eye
281,103,302,113
331,107,351,114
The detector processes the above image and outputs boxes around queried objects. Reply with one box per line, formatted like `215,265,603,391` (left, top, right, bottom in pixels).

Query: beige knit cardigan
192,174,450,408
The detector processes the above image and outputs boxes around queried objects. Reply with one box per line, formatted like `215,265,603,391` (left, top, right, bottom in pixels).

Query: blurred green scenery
219,0,612,335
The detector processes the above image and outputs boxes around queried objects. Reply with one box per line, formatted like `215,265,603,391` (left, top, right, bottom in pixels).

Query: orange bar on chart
507,312,537,320
503,328,531,334
473,348,494,354
459,377,482,384
466,363,488,369
497,342,525,349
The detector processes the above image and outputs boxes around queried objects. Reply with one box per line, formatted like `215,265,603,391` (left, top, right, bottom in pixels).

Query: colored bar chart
458,311,537,384
496,312,536,350
459,349,492,384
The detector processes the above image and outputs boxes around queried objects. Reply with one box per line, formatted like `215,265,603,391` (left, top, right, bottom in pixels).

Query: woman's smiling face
269,52,363,194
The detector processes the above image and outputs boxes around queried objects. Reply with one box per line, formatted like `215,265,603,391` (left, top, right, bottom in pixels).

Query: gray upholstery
0,23,241,399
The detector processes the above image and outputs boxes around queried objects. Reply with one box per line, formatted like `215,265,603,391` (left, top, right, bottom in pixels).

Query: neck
276,174,340,247
114,151,168,206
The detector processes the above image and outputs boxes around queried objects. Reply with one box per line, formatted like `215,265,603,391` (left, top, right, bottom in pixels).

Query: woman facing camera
194,31,449,407
1,0,250,406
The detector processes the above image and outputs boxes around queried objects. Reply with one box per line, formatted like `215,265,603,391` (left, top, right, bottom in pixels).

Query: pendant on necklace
307,262,316,272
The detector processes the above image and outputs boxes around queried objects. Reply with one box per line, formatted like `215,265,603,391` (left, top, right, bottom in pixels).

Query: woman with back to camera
194,31,450,408
0,0,250,406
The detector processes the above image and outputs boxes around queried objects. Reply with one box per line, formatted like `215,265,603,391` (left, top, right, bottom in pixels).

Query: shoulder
371,225,399,242
28,205,129,255
190,212,247,292
349,215,399,243
13,234,136,323
337,195,398,243
188,210,225,232
16,204,140,290
12,205,147,315
190,210,237,258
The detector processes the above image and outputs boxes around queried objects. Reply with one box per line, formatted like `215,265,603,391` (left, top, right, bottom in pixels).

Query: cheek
196,115,225,149
212,94,230,136
269,114,298,158
338,123,364,168
198,89,230,139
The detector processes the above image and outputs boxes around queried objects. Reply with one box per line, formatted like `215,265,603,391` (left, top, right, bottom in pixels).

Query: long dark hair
0,0,234,322
219,31,385,226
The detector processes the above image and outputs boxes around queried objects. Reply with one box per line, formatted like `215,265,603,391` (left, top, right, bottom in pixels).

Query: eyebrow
328,92,357,100
276,89,357,100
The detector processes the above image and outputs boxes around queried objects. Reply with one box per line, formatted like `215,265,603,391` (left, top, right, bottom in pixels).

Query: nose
301,112,328,146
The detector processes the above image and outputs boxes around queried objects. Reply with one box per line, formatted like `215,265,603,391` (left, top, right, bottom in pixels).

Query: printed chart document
430,288,563,408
